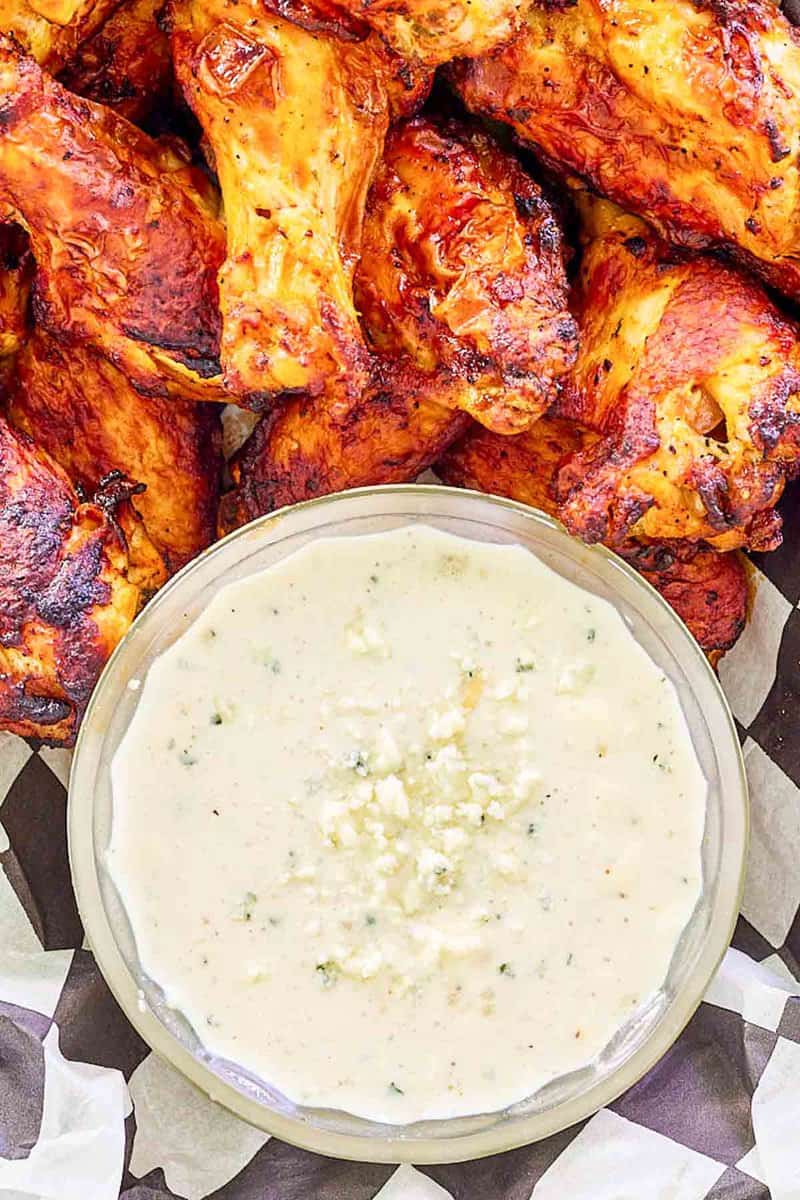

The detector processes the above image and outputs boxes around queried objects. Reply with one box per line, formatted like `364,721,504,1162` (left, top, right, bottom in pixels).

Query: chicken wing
0,416,143,743
0,36,226,400
324,0,527,67
58,0,172,124
355,117,577,434
170,0,428,406
554,196,800,552
218,358,469,533
7,331,222,573
437,416,748,663
450,0,800,301
0,0,120,71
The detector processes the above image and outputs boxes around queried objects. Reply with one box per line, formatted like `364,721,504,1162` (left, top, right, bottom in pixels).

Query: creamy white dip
109,526,705,1122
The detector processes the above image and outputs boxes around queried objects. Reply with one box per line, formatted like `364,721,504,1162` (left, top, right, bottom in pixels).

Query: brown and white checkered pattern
1,487,799,1199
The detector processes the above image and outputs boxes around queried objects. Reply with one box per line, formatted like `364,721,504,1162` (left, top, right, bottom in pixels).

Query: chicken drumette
218,116,576,529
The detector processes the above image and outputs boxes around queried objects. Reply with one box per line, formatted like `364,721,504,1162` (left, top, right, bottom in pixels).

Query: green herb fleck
316,961,339,988
566,952,574,966
210,712,223,726
515,657,535,673
388,1081,404,1095
179,748,197,766
652,753,672,773
527,822,538,836
365,914,377,926
231,892,258,922
586,628,596,643
498,962,514,977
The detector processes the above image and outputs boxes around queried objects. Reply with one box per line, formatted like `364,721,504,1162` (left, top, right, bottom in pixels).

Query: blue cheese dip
109,526,706,1123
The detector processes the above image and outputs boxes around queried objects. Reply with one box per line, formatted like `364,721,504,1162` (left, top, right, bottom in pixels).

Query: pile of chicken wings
2,0,799,742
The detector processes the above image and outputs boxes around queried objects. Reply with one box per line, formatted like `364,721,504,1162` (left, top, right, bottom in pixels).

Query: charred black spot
764,118,791,163
623,236,648,258
513,192,539,219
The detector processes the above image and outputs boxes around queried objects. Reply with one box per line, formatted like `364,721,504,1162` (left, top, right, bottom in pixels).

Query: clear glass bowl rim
68,484,748,1164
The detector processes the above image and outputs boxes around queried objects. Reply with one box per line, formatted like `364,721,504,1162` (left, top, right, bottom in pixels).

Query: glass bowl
68,485,748,1164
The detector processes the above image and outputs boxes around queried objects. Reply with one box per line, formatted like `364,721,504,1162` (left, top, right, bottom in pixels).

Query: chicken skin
0,36,226,400
58,0,172,124
329,0,527,67
0,222,31,365
355,117,577,434
0,0,120,71
450,0,800,301
551,197,800,552
170,0,428,406
7,331,223,574
0,416,143,743
218,358,469,533
437,415,748,663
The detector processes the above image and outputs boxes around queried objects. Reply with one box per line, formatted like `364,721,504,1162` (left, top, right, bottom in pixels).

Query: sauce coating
109,527,705,1121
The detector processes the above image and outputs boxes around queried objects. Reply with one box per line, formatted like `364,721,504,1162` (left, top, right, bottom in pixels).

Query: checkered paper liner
1,489,800,1200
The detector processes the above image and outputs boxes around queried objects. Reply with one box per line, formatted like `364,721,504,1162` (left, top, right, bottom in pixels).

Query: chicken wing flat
0,0,120,71
355,117,577,434
0,36,226,400
218,358,469,533
553,196,800,552
450,0,800,300
170,0,425,406
437,416,748,662
0,416,143,743
327,0,526,66
7,331,222,573
58,0,172,124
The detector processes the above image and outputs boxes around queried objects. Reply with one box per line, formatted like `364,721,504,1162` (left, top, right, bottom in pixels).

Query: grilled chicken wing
170,0,428,406
553,196,800,552
58,0,172,124
437,415,748,662
0,416,143,743
219,117,574,526
0,0,120,71
218,358,469,533
0,36,226,400
7,331,222,573
355,117,577,434
450,0,800,301
329,0,527,66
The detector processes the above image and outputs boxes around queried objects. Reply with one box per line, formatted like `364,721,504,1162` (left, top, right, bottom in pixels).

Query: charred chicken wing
0,416,143,743
219,117,575,526
554,197,800,552
438,415,748,662
450,0,800,301
7,331,222,573
355,117,577,434
0,36,226,399
170,0,426,405
218,358,469,533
